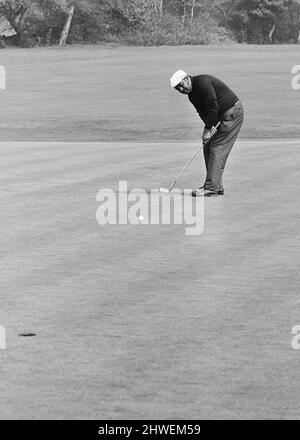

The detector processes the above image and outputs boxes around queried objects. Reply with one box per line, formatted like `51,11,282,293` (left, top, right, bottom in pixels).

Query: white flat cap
170,70,187,88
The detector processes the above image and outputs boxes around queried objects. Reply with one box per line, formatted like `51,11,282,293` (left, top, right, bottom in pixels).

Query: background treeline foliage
0,0,299,47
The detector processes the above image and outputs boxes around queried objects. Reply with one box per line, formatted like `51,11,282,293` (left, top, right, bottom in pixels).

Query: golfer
170,70,244,197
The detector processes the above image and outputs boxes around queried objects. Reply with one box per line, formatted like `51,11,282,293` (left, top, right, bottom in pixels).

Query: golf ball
138,216,144,222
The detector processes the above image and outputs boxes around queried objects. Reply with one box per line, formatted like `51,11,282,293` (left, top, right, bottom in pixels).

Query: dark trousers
203,101,244,192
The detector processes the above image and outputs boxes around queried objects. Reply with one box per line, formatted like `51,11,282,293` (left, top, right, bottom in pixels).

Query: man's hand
202,128,212,144
202,126,218,144
210,126,218,136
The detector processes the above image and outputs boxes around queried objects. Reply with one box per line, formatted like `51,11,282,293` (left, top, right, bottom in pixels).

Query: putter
159,121,221,193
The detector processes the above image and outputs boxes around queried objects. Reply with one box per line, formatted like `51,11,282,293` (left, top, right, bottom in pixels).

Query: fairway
0,44,299,141
1,138,300,419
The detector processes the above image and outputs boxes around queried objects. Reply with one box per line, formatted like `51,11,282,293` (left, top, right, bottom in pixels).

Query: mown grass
0,44,298,141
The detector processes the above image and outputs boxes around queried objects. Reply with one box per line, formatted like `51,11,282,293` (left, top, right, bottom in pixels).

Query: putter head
159,187,170,193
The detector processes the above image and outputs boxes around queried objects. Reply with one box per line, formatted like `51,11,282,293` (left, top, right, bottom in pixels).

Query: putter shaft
168,122,221,191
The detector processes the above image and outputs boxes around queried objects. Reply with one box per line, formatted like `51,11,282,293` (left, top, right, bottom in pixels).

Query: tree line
0,0,299,47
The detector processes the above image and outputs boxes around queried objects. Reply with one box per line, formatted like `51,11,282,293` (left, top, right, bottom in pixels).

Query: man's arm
189,76,219,143
191,76,219,143
201,77,219,130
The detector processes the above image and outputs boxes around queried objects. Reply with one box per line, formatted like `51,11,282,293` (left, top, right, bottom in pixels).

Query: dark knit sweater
188,75,239,129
